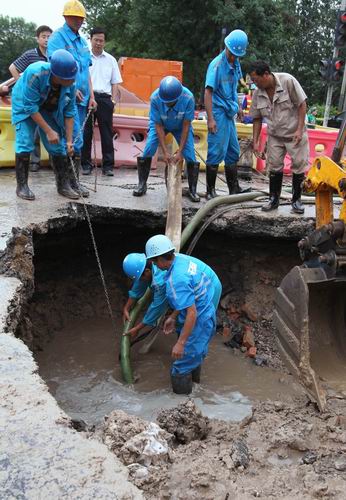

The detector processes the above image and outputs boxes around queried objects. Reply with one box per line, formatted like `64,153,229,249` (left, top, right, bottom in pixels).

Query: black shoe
262,172,283,212
206,164,218,200
102,168,114,177
51,155,80,200
291,173,305,214
225,164,251,194
29,162,40,173
192,365,201,383
81,162,92,175
133,157,152,196
15,153,35,200
70,156,90,197
186,162,200,202
171,372,193,395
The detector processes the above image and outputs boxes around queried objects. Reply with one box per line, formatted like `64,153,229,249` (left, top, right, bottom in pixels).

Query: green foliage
0,16,36,81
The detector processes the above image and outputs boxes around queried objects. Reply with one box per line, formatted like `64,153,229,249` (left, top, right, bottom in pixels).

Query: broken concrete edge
0,215,144,498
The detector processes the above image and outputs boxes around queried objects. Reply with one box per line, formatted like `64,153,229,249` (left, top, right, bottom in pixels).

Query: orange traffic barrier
119,57,183,103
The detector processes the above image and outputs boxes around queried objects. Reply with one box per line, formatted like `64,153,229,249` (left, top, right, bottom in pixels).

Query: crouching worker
133,76,200,202
122,252,168,338
145,235,222,395
11,49,79,201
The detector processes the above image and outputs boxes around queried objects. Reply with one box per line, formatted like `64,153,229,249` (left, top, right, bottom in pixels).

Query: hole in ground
16,217,305,425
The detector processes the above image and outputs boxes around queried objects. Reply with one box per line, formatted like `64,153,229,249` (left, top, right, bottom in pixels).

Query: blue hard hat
145,234,175,259
50,49,78,80
225,29,248,57
159,76,183,103
123,253,147,281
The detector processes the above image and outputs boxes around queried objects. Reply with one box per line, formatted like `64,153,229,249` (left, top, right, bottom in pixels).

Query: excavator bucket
274,265,346,411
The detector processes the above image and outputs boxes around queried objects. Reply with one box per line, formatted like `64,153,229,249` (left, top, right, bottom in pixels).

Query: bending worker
11,49,80,201
145,235,222,395
47,0,95,197
204,29,249,199
249,60,308,214
133,76,200,203
122,252,168,338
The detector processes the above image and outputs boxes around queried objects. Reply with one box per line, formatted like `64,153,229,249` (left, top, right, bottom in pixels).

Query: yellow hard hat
63,0,86,18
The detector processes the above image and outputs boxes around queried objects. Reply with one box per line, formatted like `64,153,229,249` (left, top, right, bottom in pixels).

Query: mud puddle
36,316,303,425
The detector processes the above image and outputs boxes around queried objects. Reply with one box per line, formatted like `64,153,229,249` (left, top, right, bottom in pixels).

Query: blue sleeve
184,96,195,121
143,286,168,326
128,279,149,299
205,61,217,90
47,32,64,59
22,70,42,116
149,97,162,125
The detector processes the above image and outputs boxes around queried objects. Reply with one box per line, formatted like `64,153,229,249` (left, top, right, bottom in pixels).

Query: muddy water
36,315,304,425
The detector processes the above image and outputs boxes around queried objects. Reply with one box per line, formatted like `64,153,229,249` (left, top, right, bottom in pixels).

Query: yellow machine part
0,106,50,168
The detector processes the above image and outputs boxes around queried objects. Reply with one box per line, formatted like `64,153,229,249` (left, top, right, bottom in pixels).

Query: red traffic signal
331,58,345,82
335,11,346,47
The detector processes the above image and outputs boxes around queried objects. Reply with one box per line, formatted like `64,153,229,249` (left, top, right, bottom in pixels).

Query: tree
0,16,36,81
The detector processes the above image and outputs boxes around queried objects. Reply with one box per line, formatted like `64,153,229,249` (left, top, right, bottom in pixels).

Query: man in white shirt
81,27,122,176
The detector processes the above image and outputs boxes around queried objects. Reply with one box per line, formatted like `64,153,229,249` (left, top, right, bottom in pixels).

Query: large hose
120,191,264,383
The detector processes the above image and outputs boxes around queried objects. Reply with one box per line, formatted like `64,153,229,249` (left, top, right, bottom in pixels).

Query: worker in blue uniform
47,0,95,197
145,234,222,394
133,76,200,203
122,253,168,338
12,49,80,201
205,29,249,199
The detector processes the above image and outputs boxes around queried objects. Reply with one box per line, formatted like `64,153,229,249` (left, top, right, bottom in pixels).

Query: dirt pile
157,399,210,444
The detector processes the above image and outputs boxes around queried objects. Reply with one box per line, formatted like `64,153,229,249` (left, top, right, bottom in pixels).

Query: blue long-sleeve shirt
205,50,242,118
47,23,91,107
11,61,76,127
129,265,168,326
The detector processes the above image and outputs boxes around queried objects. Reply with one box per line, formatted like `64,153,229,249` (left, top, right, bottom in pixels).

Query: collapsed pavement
1,165,345,498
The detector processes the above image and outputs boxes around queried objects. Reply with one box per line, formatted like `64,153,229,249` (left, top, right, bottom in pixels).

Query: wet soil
13,219,346,498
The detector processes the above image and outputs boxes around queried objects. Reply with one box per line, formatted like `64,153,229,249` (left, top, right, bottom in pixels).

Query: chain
68,107,117,333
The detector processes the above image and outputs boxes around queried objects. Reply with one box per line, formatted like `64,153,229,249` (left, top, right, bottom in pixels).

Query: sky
1,0,70,30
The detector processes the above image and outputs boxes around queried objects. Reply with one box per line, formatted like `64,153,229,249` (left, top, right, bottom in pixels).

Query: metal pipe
120,191,264,383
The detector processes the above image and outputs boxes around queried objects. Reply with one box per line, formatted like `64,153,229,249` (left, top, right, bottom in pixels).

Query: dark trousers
81,93,115,170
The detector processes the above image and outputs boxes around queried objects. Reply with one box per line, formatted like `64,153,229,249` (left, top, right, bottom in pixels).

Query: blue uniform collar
63,22,80,41
222,49,237,72
165,255,177,277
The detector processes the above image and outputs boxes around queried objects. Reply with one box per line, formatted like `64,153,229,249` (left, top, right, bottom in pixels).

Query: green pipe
120,191,264,383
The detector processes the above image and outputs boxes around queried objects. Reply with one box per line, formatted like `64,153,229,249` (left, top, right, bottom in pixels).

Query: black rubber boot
291,173,305,214
186,162,200,202
133,157,151,196
192,365,201,383
51,155,80,200
171,372,193,395
206,164,218,200
224,164,251,194
70,156,90,197
262,172,283,212
15,153,35,200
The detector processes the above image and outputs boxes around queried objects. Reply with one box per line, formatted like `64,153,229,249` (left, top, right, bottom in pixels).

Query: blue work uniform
129,265,168,327
47,23,92,154
165,254,222,376
11,61,76,156
205,50,242,165
143,87,196,163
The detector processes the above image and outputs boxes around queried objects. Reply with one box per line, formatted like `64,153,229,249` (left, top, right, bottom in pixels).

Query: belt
94,92,111,98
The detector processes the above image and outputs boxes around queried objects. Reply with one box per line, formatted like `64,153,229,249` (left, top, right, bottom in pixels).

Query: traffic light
334,11,346,47
319,59,332,81
331,58,345,82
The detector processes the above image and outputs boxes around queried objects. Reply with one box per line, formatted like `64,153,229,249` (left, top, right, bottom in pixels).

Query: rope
68,108,118,332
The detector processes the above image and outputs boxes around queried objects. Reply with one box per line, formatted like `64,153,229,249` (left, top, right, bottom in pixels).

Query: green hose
120,191,264,383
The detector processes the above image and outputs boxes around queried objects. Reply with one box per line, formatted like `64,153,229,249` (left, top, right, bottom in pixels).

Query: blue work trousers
206,107,240,165
73,104,87,155
143,126,196,163
15,112,66,155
